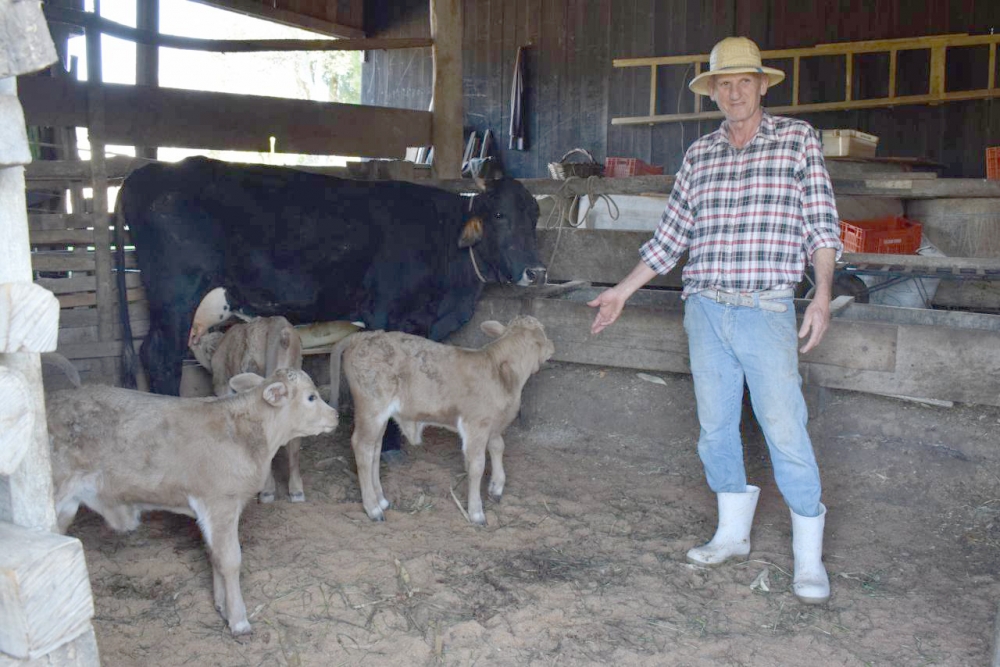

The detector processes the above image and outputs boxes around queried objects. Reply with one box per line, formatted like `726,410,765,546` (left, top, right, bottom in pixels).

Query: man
588,36,842,604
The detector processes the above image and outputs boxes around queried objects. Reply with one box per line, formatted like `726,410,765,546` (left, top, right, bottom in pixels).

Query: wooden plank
28,229,95,246
844,253,1000,273
24,157,149,182
58,299,149,331
18,79,433,159
195,0,365,38
43,4,391,44
31,252,137,272
804,323,1000,407
28,214,118,236
57,287,145,309
57,339,142,360
447,285,1000,407
36,272,141,295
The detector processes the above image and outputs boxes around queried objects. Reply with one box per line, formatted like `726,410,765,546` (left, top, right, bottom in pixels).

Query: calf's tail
113,189,139,389
326,333,357,411
41,352,81,388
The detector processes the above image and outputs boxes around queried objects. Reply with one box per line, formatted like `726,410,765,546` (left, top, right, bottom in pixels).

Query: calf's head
230,368,339,440
462,178,546,287
189,286,232,346
481,315,555,372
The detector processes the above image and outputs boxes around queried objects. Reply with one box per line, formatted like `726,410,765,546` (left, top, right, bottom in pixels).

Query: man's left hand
798,296,831,354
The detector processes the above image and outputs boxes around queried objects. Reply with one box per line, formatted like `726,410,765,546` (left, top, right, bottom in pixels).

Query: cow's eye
308,394,317,402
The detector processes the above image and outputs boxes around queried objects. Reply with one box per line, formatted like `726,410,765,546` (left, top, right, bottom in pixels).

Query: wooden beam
40,6,430,51
30,251,137,272
192,0,366,39
446,285,1000,408
430,0,463,179
18,78,432,158
24,157,151,182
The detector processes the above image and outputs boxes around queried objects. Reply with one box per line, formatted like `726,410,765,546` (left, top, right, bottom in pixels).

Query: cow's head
188,286,232,346
461,177,546,286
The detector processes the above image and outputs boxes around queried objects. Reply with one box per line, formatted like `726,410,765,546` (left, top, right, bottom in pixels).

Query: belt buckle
716,290,739,306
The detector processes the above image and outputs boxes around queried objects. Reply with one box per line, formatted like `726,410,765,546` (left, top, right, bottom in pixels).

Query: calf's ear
229,372,265,393
459,217,483,248
262,380,290,407
480,320,506,338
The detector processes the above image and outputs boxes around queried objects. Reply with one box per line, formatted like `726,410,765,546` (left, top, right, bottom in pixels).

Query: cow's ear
459,216,483,248
480,320,506,338
230,372,265,393
261,380,290,406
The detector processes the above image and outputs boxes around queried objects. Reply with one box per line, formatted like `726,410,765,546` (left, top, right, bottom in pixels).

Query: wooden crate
822,129,879,158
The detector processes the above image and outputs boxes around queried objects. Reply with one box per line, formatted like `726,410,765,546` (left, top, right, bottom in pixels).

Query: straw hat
688,37,785,96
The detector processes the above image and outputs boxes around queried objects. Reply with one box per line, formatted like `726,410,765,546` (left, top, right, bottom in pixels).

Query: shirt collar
710,111,777,150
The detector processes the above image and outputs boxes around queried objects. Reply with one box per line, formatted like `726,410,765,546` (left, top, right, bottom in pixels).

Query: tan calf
46,369,338,636
190,316,306,503
330,315,554,525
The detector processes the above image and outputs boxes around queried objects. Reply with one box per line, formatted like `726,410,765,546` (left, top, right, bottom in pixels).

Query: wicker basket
548,148,603,180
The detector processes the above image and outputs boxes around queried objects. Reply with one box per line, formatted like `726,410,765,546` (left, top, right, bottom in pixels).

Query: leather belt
695,288,794,313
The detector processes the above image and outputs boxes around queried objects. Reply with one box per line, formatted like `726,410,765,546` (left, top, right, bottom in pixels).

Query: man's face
709,73,768,123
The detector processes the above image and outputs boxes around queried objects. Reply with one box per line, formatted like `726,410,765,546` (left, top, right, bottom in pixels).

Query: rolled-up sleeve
639,159,695,275
799,128,844,262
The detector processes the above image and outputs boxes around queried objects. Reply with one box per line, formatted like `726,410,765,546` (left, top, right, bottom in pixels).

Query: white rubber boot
791,504,830,604
686,485,760,566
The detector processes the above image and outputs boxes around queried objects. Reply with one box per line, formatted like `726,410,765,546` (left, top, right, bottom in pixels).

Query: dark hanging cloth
509,46,526,151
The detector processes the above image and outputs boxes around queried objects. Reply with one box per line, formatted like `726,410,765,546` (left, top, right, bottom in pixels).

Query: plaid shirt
640,112,843,296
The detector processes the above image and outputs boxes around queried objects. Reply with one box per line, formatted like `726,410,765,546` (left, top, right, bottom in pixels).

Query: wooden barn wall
362,0,1000,179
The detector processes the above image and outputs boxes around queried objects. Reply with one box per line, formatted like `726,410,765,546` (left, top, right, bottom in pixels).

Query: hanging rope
542,175,620,270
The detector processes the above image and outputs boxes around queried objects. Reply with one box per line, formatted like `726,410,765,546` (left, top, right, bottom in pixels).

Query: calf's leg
487,433,506,501
463,433,489,525
352,418,390,521
259,471,277,504
286,438,304,502
192,498,250,635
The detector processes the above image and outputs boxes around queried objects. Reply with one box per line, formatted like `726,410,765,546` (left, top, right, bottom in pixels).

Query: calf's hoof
258,492,275,504
378,498,391,511
229,620,252,637
366,507,386,522
469,511,487,526
488,490,503,503
288,492,306,503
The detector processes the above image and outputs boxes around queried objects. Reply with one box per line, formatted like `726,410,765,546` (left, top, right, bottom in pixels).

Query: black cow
115,156,544,398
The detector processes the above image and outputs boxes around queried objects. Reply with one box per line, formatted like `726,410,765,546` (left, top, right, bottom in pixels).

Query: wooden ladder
613,32,1000,126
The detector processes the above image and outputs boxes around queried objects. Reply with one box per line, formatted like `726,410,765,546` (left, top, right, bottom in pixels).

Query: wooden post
85,18,116,382
429,0,463,179
135,0,158,160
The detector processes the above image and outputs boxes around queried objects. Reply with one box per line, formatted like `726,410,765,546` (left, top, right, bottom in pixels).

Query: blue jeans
683,293,822,517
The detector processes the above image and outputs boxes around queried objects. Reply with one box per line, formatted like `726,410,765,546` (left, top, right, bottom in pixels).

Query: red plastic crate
604,157,664,178
840,216,922,254
987,146,1000,180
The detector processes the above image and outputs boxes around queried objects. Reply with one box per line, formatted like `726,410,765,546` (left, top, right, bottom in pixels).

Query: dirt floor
66,361,1000,666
